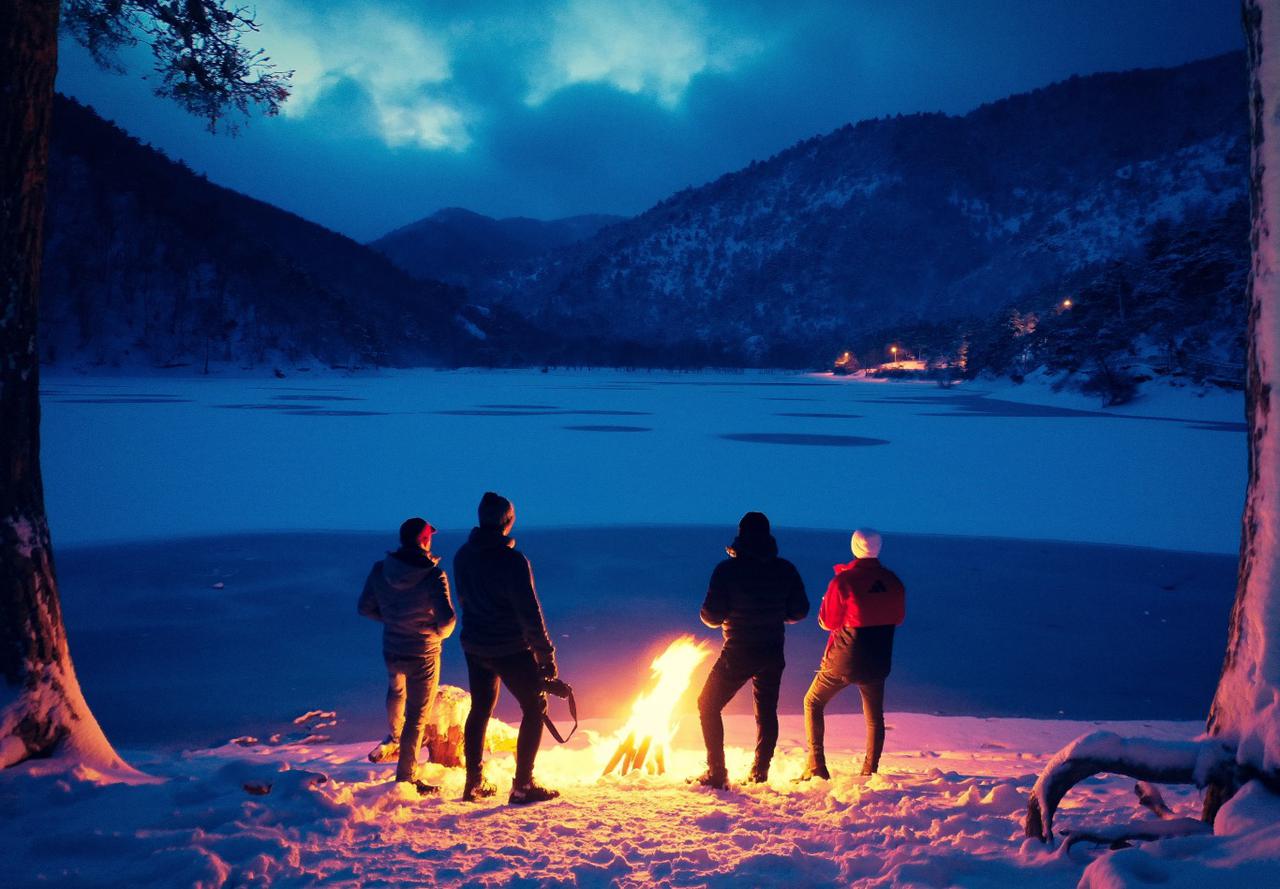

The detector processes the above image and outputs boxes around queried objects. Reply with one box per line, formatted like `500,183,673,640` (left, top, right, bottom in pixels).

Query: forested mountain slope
481,53,1247,367
40,97,507,370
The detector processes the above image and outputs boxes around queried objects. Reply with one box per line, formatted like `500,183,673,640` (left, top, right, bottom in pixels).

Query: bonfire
601,637,711,777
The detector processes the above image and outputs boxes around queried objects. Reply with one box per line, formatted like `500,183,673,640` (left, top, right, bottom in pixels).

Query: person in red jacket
800,529,905,780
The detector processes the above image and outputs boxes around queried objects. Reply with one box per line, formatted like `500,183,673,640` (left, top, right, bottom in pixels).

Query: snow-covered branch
1024,732,1240,842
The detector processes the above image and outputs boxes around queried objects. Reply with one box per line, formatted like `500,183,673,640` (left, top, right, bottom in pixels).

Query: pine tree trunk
0,0,125,771
1204,0,1280,813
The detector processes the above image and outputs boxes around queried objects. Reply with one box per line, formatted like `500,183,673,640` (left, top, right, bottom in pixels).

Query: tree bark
1205,0,1280,809
0,0,125,771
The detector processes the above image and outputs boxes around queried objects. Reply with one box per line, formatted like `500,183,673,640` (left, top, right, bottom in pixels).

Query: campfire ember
601,636,711,777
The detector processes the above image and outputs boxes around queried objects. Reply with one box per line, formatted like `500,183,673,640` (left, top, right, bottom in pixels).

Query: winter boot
797,753,831,782
463,773,497,802
688,767,729,790
744,760,770,784
509,781,560,805
797,761,831,782
367,735,400,764
399,778,440,797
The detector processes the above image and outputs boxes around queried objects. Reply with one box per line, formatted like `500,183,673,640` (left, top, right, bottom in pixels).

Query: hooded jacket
817,557,905,682
700,533,809,654
452,526,556,669
358,548,456,659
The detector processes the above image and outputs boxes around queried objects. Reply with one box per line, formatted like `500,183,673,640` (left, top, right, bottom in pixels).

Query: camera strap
542,687,578,744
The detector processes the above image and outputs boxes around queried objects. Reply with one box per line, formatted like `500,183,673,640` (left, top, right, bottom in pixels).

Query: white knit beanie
851,529,882,559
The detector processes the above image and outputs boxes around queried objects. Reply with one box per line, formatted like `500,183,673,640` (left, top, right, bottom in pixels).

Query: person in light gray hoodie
358,517,456,794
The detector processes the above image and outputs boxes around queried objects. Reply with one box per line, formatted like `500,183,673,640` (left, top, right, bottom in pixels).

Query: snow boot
509,781,560,805
689,768,729,790
463,774,497,802
399,779,440,797
744,760,770,784
797,762,831,782
367,735,399,764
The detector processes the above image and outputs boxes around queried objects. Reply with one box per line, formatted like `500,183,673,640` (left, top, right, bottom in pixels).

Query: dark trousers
696,650,784,774
385,653,440,783
463,649,547,787
803,669,886,774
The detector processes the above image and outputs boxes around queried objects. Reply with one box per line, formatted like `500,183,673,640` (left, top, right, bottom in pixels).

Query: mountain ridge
369,207,624,289
471,51,1247,366
40,96,536,370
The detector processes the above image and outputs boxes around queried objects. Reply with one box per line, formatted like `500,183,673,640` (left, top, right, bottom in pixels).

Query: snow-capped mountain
478,53,1247,364
370,207,624,290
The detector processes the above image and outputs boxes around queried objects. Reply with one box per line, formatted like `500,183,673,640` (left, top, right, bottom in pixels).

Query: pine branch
60,0,291,132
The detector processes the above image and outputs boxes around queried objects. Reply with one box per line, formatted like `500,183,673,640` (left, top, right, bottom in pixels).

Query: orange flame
601,636,711,776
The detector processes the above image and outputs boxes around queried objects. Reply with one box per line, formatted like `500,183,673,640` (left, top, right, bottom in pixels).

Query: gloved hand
544,677,573,699
537,655,558,682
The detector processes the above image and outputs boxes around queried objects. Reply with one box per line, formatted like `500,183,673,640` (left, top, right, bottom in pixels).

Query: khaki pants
386,652,440,782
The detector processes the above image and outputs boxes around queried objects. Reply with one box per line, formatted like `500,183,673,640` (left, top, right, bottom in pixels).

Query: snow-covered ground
7,711,1276,888
12,369,1266,887
40,369,1244,553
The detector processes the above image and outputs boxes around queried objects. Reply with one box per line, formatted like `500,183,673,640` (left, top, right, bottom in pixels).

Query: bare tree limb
1059,817,1211,852
1024,732,1241,842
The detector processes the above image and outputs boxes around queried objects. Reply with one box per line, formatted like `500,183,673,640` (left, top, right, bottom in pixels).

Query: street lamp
890,345,899,367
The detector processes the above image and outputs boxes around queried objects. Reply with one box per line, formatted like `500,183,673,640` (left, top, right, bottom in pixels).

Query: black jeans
696,649,784,773
803,669,886,774
463,649,547,786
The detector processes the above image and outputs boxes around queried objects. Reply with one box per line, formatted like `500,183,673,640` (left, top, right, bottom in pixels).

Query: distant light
1062,299,1073,310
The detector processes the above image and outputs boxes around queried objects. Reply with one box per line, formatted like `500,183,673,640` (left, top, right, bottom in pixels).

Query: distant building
832,351,858,375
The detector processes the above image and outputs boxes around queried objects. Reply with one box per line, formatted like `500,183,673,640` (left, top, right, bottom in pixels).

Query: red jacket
819,558,905,650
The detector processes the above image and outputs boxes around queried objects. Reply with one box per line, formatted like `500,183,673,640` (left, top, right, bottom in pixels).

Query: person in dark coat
693,512,809,789
358,517,456,795
801,528,905,780
454,492,560,805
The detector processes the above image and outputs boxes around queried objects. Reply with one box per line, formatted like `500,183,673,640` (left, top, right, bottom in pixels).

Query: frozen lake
41,369,1244,552
55,528,1233,748
38,370,1244,746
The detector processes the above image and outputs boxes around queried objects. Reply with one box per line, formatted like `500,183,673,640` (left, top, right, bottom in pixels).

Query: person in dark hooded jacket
358,517,456,795
693,512,809,789
800,528,905,780
454,492,560,805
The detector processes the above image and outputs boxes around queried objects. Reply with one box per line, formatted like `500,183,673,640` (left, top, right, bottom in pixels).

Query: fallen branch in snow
1059,816,1212,852
1024,732,1242,842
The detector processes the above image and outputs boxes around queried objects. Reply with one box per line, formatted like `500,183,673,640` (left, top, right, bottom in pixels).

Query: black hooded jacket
700,534,809,654
453,526,556,669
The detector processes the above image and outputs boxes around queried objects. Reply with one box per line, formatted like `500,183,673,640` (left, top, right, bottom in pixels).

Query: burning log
600,637,710,778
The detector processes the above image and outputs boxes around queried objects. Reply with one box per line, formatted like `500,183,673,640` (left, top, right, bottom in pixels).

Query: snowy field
10,369,1265,887
8,713,1280,888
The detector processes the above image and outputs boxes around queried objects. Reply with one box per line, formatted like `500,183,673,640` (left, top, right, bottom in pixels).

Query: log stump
422,684,517,768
